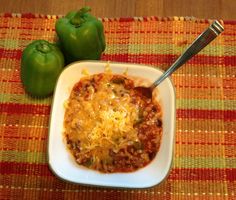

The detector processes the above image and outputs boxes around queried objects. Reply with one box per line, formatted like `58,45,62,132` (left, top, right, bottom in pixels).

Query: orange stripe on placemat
1,162,236,181
0,103,51,115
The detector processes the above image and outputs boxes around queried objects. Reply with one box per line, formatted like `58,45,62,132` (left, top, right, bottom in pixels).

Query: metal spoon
135,20,224,98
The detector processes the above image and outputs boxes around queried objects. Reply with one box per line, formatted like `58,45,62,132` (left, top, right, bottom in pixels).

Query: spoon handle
152,20,224,88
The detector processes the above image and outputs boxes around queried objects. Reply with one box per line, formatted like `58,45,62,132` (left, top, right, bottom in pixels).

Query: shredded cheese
81,68,90,76
68,74,139,154
63,70,163,173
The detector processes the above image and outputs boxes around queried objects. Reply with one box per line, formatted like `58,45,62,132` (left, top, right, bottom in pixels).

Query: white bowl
48,61,176,188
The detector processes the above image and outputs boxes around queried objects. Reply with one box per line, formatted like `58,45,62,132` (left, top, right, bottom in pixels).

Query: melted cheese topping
63,72,162,173
66,74,139,156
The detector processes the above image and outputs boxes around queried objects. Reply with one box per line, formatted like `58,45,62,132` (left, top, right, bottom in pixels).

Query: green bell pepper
21,40,64,98
55,6,106,63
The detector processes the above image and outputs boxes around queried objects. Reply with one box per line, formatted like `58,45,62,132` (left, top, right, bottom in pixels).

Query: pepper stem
70,6,91,26
36,41,51,53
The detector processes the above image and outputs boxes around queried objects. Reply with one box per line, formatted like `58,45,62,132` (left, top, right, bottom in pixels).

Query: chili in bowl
48,61,175,188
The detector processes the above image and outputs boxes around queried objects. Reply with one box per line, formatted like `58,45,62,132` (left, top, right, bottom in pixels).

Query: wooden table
0,0,235,20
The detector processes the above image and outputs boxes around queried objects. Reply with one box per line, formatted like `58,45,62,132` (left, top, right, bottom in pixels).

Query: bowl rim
47,60,176,188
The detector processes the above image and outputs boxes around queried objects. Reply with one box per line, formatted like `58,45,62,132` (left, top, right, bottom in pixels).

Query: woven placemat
0,13,235,199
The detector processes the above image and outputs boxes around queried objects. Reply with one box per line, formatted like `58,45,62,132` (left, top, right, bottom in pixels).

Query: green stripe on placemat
177,99,236,110
0,151,47,164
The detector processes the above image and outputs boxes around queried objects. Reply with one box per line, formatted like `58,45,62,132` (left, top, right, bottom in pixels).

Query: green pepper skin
21,40,64,98
55,7,106,63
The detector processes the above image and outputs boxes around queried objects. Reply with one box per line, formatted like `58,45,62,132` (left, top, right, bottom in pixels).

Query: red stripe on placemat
1,162,236,181
0,26,56,32
1,49,235,66
102,54,235,66
3,135,47,140
21,13,37,18
1,103,235,119
1,13,57,19
0,162,52,176
224,20,236,25
0,48,22,60
177,109,236,120
0,103,51,115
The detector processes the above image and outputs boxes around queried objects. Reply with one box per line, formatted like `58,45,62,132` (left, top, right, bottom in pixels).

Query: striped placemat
0,13,235,199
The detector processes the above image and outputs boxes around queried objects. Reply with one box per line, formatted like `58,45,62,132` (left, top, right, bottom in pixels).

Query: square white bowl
48,61,176,188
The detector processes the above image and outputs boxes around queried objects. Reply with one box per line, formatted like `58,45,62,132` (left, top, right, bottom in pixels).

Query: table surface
0,0,236,20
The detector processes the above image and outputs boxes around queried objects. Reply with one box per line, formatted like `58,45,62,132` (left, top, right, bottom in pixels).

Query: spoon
135,20,224,98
